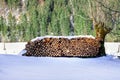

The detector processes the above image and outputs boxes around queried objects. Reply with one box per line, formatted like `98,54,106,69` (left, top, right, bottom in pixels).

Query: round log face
23,37,102,57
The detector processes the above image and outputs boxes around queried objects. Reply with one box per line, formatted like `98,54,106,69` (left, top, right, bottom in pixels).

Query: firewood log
22,37,102,58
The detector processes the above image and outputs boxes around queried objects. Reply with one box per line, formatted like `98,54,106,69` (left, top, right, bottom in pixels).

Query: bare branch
96,0,120,13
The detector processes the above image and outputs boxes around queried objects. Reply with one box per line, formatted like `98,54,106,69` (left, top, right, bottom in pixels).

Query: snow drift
0,54,120,80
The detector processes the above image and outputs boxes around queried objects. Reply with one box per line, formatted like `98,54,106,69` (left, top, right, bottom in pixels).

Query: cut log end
22,37,105,58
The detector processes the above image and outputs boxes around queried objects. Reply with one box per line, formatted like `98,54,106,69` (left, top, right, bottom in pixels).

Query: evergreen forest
0,0,120,42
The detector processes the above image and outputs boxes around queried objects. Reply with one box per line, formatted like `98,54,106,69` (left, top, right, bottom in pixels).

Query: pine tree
0,16,6,42
7,12,17,41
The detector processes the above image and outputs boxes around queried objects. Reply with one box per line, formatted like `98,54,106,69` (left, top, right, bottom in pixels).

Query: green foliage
0,0,120,42
7,12,17,41
5,0,20,8
0,16,6,36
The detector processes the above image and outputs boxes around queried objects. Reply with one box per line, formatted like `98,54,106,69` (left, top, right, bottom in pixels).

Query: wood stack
22,37,102,57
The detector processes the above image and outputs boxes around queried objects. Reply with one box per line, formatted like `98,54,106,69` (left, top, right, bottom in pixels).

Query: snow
105,42,120,56
0,42,27,55
31,35,95,42
0,36,120,80
0,54,120,80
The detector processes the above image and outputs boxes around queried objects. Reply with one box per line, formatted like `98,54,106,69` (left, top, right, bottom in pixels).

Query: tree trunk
93,21,112,56
69,0,75,36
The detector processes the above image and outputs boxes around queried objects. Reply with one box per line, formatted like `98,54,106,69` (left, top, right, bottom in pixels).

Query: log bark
23,37,102,58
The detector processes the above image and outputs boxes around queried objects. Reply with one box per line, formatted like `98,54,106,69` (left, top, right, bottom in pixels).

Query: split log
22,37,102,58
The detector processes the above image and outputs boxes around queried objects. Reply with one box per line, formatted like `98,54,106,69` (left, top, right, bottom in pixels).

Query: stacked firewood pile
22,37,102,57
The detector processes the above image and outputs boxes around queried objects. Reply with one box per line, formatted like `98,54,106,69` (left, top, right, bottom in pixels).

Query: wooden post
118,45,120,53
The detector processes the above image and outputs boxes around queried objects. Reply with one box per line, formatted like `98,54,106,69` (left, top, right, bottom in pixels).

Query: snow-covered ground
0,42,27,55
0,43,120,80
0,36,120,80
105,42,120,56
0,54,120,80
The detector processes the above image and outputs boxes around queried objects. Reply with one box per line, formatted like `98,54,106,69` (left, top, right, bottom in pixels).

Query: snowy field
0,54,120,80
0,42,27,55
0,39,120,80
